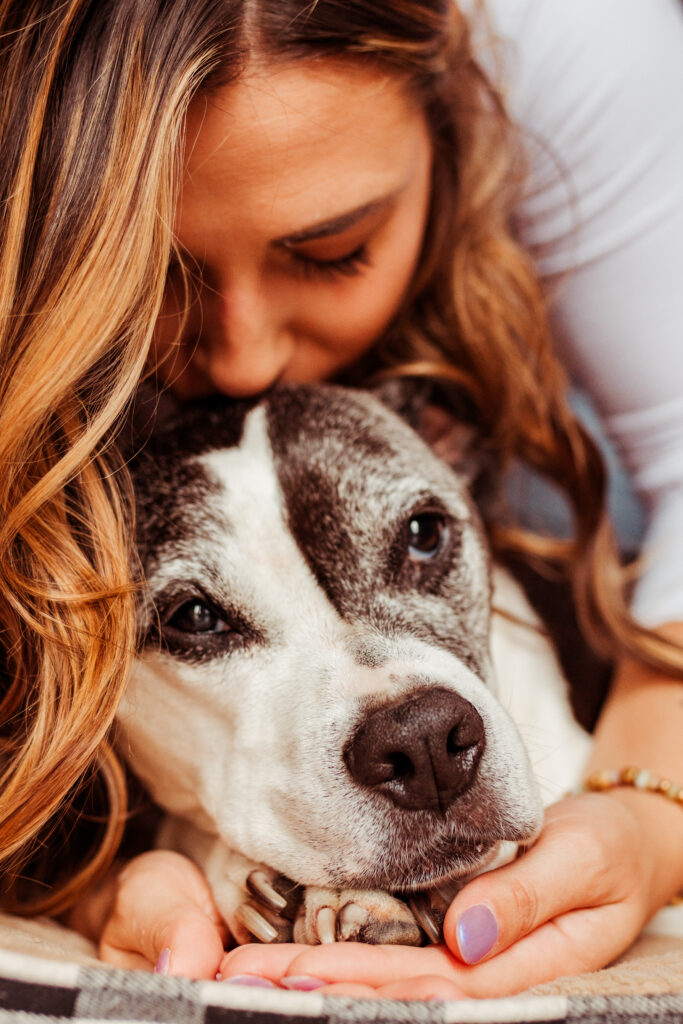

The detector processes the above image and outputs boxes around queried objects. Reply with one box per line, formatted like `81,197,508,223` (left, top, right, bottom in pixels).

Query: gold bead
589,771,610,791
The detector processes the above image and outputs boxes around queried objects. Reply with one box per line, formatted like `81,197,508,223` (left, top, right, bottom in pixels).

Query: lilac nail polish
223,974,278,988
456,904,498,964
154,948,171,975
280,975,327,991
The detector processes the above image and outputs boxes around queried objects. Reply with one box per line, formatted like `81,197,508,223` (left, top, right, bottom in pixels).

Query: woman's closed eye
288,242,372,281
278,206,388,284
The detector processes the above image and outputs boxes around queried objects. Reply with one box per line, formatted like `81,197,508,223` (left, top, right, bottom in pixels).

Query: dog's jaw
120,389,549,893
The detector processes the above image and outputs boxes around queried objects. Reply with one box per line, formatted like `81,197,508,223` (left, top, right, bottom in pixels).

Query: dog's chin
389,836,498,893
327,834,504,893
325,812,542,893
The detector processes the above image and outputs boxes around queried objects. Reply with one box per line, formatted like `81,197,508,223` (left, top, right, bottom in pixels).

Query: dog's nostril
386,751,414,781
447,728,462,755
345,687,485,813
447,721,478,754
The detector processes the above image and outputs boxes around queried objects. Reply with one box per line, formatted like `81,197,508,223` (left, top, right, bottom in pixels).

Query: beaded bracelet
581,765,683,806
579,766,683,906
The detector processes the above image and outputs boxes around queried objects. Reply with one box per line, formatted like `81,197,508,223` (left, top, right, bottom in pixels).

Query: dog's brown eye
167,599,228,634
407,513,446,560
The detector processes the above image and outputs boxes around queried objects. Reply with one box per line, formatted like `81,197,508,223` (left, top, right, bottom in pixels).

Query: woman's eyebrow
276,192,400,246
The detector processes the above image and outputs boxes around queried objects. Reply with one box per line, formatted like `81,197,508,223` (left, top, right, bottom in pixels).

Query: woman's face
152,59,433,398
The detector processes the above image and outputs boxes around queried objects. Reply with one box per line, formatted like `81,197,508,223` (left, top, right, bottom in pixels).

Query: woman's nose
198,278,294,397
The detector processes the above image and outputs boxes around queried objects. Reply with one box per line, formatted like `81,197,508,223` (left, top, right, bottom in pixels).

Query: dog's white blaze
120,406,561,887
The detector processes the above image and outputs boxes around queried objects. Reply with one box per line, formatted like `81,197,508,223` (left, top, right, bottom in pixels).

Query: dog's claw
337,902,369,941
408,895,443,944
409,878,466,944
316,907,337,944
235,903,279,943
246,870,288,912
243,870,303,938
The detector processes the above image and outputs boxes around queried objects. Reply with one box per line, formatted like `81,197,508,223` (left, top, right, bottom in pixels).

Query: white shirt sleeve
471,0,683,625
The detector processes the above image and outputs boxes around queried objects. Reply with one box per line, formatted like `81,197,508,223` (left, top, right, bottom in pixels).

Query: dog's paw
234,869,303,944
293,886,423,946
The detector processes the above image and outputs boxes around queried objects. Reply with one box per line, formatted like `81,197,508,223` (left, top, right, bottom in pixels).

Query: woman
1,0,682,1001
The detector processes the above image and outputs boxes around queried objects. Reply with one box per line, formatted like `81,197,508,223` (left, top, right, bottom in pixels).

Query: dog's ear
372,376,485,484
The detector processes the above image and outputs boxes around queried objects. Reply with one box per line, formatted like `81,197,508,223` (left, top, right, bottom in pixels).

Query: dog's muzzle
344,687,485,814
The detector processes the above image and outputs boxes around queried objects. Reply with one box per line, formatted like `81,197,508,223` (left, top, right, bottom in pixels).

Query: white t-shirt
466,0,683,626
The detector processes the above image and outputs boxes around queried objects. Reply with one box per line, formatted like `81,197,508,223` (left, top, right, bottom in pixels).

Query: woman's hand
219,789,680,998
73,850,228,979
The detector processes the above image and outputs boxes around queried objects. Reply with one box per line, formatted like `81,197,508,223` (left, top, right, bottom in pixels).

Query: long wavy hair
1,0,680,915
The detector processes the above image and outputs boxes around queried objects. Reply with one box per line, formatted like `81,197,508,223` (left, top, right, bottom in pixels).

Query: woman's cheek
303,269,412,356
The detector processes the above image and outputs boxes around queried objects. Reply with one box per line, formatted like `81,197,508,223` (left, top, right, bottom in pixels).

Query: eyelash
165,244,372,286
290,244,372,282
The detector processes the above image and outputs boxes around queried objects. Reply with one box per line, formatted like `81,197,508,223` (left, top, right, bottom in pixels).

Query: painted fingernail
223,974,278,988
154,948,171,975
456,904,498,964
280,975,327,991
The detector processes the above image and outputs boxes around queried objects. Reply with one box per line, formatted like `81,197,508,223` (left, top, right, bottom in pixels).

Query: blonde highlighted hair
0,0,228,910
0,0,680,914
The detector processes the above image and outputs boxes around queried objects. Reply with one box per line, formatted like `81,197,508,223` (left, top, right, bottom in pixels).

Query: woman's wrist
580,627,683,909
572,776,683,911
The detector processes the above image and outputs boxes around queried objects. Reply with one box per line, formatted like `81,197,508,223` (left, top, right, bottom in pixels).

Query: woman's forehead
178,59,431,246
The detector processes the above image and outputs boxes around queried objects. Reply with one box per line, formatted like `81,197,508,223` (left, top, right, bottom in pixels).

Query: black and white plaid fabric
1,949,682,1024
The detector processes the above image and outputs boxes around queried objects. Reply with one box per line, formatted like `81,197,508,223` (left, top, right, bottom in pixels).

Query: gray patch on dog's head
265,384,491,677
131,396,256,563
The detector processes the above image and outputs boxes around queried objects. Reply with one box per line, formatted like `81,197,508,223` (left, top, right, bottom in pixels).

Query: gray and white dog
118,382,590,947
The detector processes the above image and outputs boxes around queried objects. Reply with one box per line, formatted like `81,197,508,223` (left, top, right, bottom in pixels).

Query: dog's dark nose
344,688,485,813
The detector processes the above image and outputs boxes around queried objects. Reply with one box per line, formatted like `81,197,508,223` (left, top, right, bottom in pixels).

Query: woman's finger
442,901,639,997
313,983,382,998
444,795,645,966
316,976,465,1000
219,942,311,982
221,944,467,1000
222,940,460,989
374,974,467,1001
285,942,458,988
99,851,227,979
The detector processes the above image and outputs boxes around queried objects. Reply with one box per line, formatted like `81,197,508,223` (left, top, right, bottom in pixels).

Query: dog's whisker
235,903,278,943
316,907,337,944
246,870,287,912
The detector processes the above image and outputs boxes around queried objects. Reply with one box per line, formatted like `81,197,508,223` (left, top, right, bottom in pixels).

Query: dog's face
119,384,542,891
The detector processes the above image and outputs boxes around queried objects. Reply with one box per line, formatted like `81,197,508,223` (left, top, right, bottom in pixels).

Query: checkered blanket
1,946,683,1024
